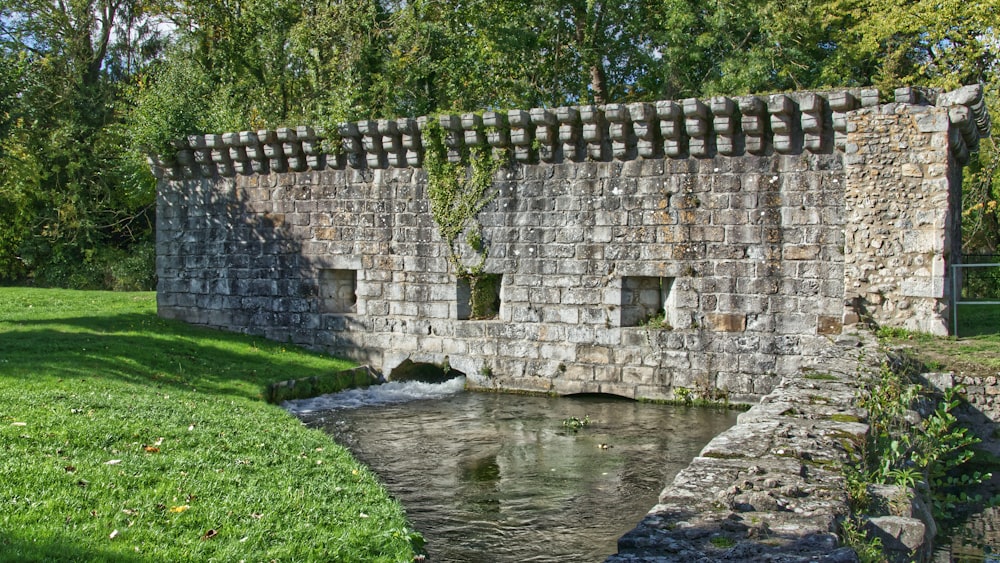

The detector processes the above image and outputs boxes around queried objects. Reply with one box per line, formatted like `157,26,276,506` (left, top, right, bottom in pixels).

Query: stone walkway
607,334,878,562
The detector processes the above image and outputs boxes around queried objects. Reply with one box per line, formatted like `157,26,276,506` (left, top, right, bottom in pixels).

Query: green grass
0,288,421,562
955,302,1000,339
876,304,1000,374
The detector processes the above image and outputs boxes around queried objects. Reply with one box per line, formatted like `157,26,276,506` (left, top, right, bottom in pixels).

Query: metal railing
950,255,1000,336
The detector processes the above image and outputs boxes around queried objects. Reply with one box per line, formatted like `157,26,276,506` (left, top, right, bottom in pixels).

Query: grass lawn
0,288,421,562
880,304,1000,374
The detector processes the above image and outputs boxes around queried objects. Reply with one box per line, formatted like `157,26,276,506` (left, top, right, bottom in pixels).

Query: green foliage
803,373,840,381
422,115,507,312
561,415,591,432
673,386,693,405
0,0,158,288
875,326,926,341
839,516,885,563
709,536,736,549
853,362,988,522
468,272,502,320
650,0,859,98
127,53,216,155
640,312,671,330
836,0,998,89
3,0,1000,288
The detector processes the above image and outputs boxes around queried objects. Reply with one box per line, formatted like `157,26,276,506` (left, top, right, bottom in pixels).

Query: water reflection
294,384,739,562
935,506,1000,562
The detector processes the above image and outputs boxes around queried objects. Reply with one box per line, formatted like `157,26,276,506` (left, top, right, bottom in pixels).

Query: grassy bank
880,304,1000,374
0,288,421,562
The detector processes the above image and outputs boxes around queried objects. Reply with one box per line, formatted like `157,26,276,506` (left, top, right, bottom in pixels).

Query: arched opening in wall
388,359,466,383
457,273,503,320
319,269,357,313
621,276,674,328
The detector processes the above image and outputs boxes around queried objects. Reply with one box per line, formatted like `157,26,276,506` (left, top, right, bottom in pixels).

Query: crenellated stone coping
148,85,991,180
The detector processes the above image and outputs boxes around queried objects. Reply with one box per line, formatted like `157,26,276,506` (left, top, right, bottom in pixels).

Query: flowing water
285,378,739,562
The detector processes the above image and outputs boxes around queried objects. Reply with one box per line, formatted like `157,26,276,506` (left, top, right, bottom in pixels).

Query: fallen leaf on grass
64,465,76,473
250,512,263,519
169,505,190,513
201,529,218,540
154,437,164,446
359,512,369,519
143,446,159,453
104,459,122,465
11,422,26,427
122,509,138,516
109,529,119,540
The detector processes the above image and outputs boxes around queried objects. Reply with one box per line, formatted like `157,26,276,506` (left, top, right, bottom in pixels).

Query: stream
285,378,739,562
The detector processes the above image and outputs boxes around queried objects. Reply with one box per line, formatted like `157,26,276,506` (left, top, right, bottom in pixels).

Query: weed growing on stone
803,373,840,381
709,535,736,548
639,312,671,330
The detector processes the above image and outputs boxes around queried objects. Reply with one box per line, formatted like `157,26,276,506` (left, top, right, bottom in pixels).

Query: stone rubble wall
154,85,988,403
957,374,1000,423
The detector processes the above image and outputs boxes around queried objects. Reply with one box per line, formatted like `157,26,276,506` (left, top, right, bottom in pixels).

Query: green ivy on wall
422,117,508,318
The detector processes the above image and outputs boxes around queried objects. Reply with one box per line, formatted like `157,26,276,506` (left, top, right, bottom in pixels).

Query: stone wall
153,85,989,402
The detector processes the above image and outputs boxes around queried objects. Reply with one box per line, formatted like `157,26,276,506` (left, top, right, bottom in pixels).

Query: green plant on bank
875,325,935,343
839,516,885,563
673,386,693,405
849,360,989,523
0,288,422,561
562,415,591,432
422,116,507,318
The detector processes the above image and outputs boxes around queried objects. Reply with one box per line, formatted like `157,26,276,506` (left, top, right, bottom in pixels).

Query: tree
0,0,162,287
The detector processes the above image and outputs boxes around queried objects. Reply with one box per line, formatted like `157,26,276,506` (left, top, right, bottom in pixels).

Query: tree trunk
590,63,607,104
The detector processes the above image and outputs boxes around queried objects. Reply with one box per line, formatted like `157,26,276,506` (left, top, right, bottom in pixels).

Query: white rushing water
281,377,467,414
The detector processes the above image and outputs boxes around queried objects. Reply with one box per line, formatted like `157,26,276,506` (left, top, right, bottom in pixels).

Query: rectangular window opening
621,276,674,328
319,269,357,314
457,273,503,320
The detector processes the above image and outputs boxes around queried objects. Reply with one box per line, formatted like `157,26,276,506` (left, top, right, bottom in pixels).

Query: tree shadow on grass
0,531,139,563
0,312,354,401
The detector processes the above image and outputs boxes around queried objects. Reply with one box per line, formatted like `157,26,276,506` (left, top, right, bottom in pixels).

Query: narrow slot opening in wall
457,274,503,320
621,276,674,328
319,269,357,313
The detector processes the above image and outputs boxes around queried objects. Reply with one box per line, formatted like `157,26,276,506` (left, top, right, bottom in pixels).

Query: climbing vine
423,117,508,318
